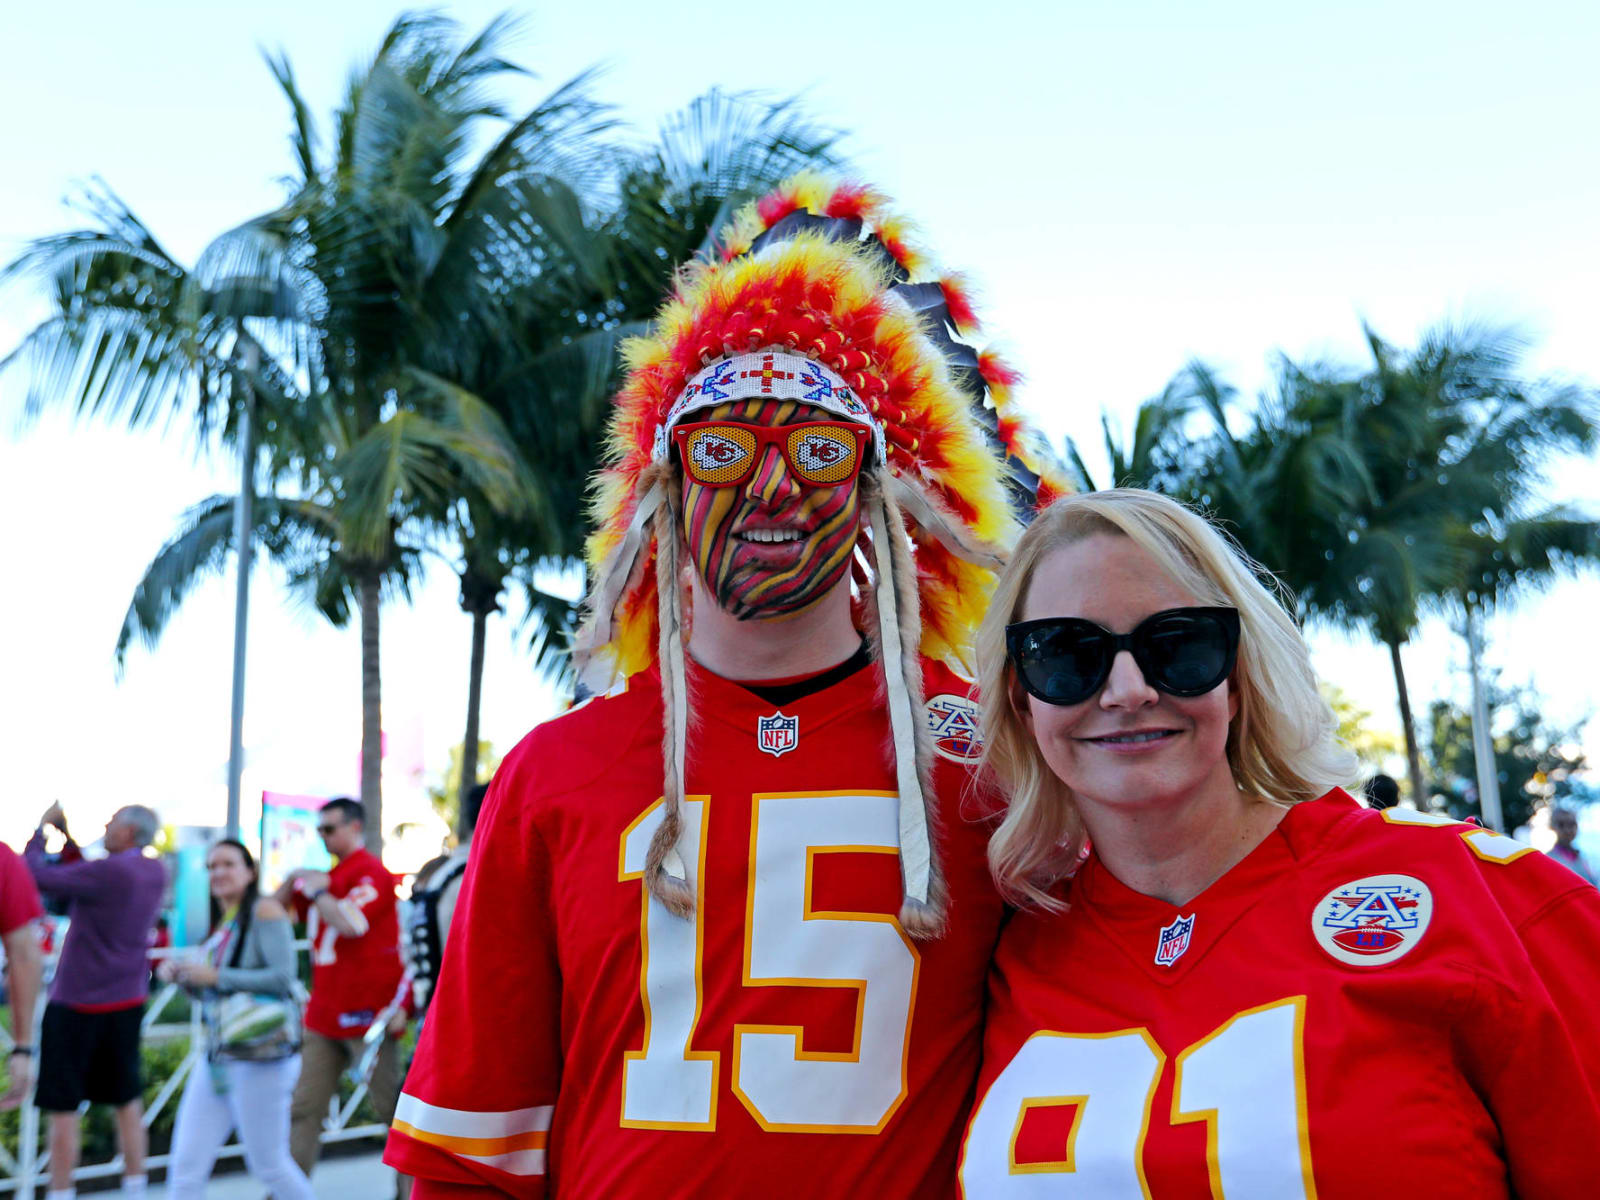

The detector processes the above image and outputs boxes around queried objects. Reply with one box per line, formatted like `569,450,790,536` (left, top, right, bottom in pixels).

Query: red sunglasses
672,421,872,488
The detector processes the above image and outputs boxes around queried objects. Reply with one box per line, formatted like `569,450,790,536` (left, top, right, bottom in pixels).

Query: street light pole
1465,602,1505,832
225,340,259,841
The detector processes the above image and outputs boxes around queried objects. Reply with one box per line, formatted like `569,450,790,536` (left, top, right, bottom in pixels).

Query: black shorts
36,1002,144,1111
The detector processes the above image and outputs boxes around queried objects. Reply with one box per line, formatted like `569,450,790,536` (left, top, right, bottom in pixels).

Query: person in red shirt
274,797,406,1180
960,488,1600,1198
384,176,1061,1198
0,841,44,1109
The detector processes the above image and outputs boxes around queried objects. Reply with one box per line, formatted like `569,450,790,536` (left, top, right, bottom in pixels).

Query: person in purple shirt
26,802,166,1200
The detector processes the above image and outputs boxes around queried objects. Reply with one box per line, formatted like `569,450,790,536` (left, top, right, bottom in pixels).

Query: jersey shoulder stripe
1330,802,1594,929
392,1094,553,1177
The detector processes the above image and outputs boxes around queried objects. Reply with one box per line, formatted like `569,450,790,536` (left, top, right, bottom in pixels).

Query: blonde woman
958,489,1600,1198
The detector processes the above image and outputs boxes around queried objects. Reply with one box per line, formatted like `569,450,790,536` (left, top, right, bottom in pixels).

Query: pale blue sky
3,0,1597,846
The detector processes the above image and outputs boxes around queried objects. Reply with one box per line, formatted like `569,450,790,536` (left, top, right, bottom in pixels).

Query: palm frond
114,494,240,669
333,377,534,557
263,48,320,183
1059,437,1099,493
517,576,580,690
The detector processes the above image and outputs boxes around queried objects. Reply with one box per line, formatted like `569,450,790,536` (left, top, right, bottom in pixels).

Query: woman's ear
1008,670,1034,736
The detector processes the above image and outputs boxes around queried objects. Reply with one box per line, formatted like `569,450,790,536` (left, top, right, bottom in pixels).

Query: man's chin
728,593,827,623
708,562,852,623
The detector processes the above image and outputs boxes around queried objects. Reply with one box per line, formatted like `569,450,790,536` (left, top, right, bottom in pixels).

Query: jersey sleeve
337,861,396,938
384,742,562,1199
1474,857,1600,1195
0,845,44,935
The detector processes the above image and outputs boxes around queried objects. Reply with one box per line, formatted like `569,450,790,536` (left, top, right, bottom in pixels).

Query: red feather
879,232,913,270
978,351,1022,389
939,275,981,333
996,414,1024,453
1036,479,1068,508
825,182,876,220
757,190,802,228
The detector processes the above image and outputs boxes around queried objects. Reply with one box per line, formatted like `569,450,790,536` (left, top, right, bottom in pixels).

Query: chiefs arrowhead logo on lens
795,434,846,468
692,433,748,471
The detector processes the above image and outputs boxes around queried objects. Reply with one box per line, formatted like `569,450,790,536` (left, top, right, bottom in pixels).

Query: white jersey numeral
960,998,1314,1198
734,791,918,1132
960,1029,1164,1197
1172,999,1315,1199
309,916,339,966
619,797,717,1129
617,791,919,1133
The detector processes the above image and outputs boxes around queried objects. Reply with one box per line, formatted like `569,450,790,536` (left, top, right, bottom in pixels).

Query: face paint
679,397,863,620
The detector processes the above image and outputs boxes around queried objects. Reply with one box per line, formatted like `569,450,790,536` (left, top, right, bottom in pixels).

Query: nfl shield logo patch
757,711,799,758
1154,913,1196,967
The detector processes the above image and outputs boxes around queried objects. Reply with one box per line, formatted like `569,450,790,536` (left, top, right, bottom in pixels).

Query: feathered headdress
575,173,1064,936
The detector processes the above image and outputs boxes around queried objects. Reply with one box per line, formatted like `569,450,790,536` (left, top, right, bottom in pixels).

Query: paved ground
145,1147,395,1199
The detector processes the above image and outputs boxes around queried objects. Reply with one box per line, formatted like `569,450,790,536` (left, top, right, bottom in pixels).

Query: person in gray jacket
158,839,315,1200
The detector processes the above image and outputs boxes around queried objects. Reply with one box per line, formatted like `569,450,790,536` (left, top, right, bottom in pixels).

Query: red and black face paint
678,398,865,620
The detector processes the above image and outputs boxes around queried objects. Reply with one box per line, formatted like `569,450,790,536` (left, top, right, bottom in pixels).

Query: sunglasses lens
1014,622,1108,705
786,425,862,485
681,425,758,485
1140,612,1234,695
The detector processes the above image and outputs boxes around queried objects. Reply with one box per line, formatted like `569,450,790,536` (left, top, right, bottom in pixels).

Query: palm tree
0,172,315,838
1328,324,1593,807
5,12,612,852
1135,352,1438,804
435,89,847,803
1428,351,1599,823
204,12,614,849
1065,331,1596,815
1238,323,1596,809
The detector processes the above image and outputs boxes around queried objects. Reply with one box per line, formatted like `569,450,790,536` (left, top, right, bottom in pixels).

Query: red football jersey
386,658,1004,1198
960,790,1600,1198
295,846,404,1038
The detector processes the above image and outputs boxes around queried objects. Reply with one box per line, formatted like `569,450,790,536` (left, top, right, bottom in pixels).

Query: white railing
0,937,390,1198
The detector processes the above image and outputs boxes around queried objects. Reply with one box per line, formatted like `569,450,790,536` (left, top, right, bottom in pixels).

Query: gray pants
288,1029,401,1177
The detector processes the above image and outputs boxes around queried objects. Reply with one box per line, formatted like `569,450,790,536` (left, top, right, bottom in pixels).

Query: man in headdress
385,175,1059,1198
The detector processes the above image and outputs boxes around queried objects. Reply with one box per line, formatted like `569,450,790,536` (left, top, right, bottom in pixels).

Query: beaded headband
652,349,886,466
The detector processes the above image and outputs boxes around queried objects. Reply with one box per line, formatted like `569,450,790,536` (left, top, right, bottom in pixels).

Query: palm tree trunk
358,571,384,855
1386,636,1428,808
459,605,488,818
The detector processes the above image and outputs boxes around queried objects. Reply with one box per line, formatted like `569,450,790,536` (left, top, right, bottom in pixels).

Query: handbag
212,991,302,1062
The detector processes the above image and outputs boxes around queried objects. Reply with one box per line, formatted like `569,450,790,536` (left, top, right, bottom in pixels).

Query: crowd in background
0,789,485,1197
2,769,1590,1192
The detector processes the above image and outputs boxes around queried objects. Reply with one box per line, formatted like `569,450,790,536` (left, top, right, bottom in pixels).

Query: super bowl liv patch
1313,874,1433,966
924,693,983,762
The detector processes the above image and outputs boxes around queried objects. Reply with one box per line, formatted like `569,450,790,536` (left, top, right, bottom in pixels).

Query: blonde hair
977,488,1359,908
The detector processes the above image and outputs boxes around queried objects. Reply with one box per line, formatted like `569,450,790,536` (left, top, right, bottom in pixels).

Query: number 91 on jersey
959,998,1315,1199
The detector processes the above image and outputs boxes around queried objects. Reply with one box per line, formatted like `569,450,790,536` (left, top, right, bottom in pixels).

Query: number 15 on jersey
618,791,921,1133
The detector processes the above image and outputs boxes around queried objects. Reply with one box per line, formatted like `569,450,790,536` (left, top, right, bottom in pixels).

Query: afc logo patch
1313,873,1434,966
757,711,799,758
1154,913,1196,966
925,693,984,762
